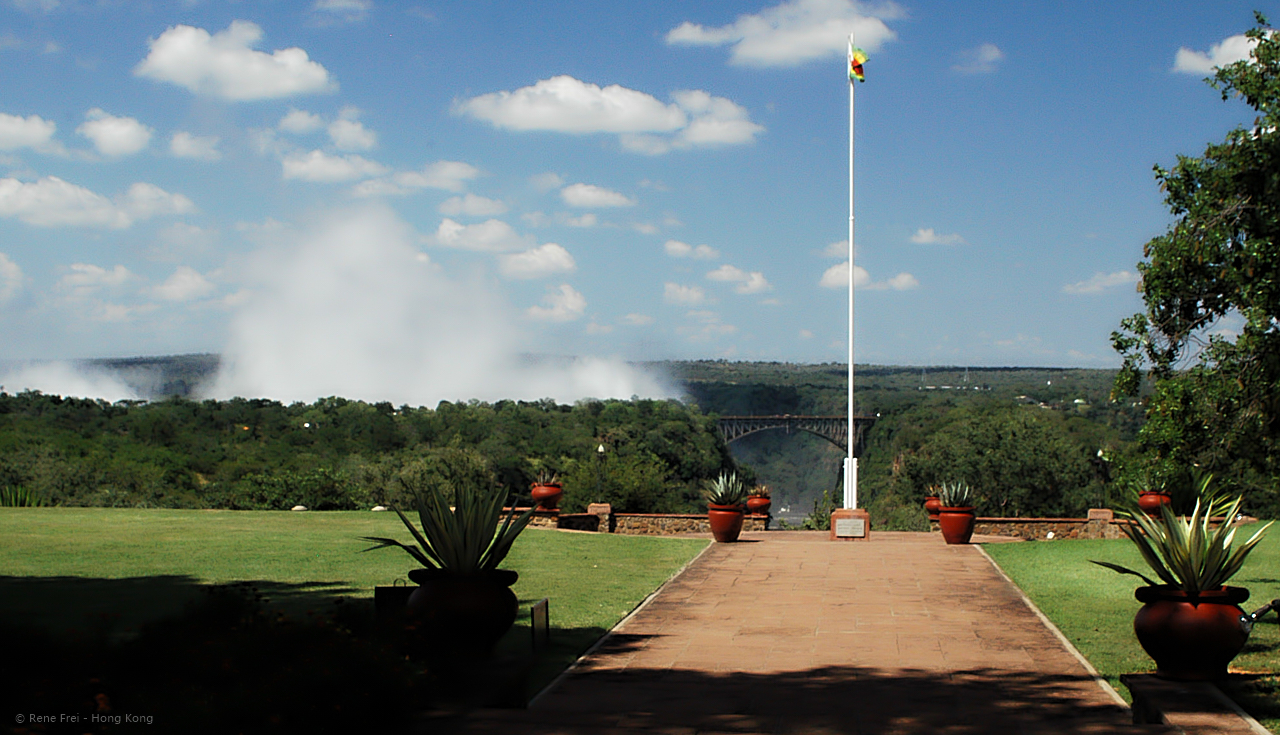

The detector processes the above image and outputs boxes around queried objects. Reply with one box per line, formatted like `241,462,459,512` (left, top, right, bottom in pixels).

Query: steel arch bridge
715,415,876,457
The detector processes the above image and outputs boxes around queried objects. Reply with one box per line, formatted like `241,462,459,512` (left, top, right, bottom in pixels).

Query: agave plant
533,468,560,486
937,481,973,508
361,478,536,576
1093,477,1273,594
704,472,748,506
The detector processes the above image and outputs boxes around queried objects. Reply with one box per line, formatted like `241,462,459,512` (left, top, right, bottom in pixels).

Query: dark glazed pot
405,568,519,657
530,483,564,510
938,506,976,544
1137,491,1173,516
707,503,745,542
746,495,772,516
923,496,942,522
1133,585,1251,680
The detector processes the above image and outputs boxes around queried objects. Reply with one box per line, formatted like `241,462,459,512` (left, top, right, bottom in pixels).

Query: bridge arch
715,415,876,457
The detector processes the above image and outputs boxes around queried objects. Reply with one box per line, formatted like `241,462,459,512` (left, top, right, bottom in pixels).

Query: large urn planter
923,496,942,522
746,495,772,516
1137,491,1172,516
938,506,976,544
406,568,519,657
707,503,745,543
1133,585,1251,680
530,482,564,510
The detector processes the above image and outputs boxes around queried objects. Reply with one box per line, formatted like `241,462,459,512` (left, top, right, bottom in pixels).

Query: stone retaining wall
929,509,1132,540
515,505,767,535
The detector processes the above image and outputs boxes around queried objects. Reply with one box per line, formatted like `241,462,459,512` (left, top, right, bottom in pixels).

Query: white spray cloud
0,361,140,401
208,205,669,405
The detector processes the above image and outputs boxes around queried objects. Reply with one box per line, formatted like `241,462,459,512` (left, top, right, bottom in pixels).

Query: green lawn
0,507,708,701
984,525,1280,732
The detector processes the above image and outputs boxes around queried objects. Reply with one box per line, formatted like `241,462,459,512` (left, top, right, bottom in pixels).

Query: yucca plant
361,478,536,576
938,481,973,508
1093,476,1273,594
704,472,747,506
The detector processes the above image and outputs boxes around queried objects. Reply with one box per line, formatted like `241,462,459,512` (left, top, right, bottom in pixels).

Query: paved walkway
451,531,1171,734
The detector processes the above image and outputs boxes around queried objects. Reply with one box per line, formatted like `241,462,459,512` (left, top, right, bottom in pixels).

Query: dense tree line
0,392,738,513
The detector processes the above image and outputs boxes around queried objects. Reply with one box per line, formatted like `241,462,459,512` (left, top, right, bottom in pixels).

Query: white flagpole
844,35,857,510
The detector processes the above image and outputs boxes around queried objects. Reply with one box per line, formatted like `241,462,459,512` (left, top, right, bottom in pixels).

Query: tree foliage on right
1113,13,1280,516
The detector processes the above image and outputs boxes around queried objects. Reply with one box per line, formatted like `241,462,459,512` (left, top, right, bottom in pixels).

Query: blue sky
0,0,1273,401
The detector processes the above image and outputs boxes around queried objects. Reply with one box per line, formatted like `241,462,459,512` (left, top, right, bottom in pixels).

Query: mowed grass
984,524,1280,732
1,507,708,699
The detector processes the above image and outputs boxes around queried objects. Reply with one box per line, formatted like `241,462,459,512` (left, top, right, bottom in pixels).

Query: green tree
1113,14,1280,517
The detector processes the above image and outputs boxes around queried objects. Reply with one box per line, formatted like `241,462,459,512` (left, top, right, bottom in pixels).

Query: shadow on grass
455,662,1138,735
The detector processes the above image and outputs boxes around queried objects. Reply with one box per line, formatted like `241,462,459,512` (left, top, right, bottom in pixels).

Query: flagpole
844,36,857,511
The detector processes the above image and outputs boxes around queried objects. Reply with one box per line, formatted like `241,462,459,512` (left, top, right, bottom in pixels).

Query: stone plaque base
830,508,870,541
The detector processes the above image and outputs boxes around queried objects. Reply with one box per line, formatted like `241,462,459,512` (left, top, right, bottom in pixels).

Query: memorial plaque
835,517,866,538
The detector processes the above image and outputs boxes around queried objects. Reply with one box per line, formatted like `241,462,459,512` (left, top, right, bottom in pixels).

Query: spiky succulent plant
703,472,748,506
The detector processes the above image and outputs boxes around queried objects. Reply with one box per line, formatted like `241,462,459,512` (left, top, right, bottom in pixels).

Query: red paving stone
448,531,1172,734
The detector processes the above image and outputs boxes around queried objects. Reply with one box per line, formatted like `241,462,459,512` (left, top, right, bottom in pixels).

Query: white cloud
622,313,654,326
1062,270,1139,294
526,283,586,322
0,176,191,228
664,282,706,305
282,150,388,182
0,112,57,152
499,243,576,279
664,239,720,259
707,264,772,294
666,0,900,67
134,20,336,100
357,161,481,196
313,0,371,22
953,43,1004,74
439,193,507,216
151,265,215,301
328,109,376,150
820,262,917,290
823,239,850,257
433,218,532,252
77,109,152,157
679,309,736,340
1173,33,1256,74
585,321,613,335
279,108,325,133
457,75,762,154
170,131,221,161
564,213,597,227
798,329,814,339
561,182,635,208
0,252,22,302
57,263,132,297
530,172,564,192
910,227,965,245
150,222,217,262
877,272,920,290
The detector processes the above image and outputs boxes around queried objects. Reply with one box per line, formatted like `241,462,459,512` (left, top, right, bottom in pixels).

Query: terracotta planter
1133,585,1251,680
530,482,564,510
923,496,942,522
746,495,772,516
405,568,519,657
707,503,745,542
1137,491,1172,516
938,506,976,544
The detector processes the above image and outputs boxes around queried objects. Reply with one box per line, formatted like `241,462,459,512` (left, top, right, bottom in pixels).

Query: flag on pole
848,41,867,83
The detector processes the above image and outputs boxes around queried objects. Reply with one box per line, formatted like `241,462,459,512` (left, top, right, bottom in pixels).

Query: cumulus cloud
170,131,221,161
1173,33,1256,74
953,43,1004,74
664,282,706,305
1062,270,1138,294
0,252,22,301
151,265,215,301
0,112,58,152
313,0,370,23
526,283,586,322
530,172,564,192
0,176,192,228
819,261,917,290
665,240,720,259
328,108,376,150
910,227,965,245
439,193,507,216
134,20,336,100
433,218,532,252
355,161,481,197
666,0,900,67
500,243,575,280
707,264,772,294
561,183,635,208
823,240,851,257
622,313,654,326
564,213,597,227
282,150,387,182
77,109,152,157
57,263,132,297
679,309,736,340
456,75,762,154
279,108,325,133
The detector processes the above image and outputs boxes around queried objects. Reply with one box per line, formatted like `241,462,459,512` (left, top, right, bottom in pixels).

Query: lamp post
595,443,605,500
